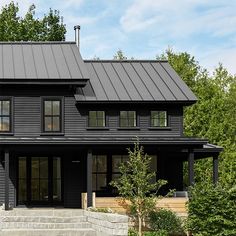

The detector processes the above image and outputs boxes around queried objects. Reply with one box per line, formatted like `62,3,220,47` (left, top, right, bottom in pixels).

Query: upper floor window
120,111,136,127
89,111,105,127
43,99,62,132
151,111,167,127
0,99,11,132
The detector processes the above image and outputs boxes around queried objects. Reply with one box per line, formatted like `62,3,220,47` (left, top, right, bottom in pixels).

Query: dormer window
0,99,11,132
120,111,136,127
43,99,62,132
89,111,105,127
151,111,167,127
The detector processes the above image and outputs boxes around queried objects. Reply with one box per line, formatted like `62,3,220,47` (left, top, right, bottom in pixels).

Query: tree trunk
138,214,142,236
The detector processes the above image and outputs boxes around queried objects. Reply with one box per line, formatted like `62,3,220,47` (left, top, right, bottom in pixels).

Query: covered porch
0,137,222,210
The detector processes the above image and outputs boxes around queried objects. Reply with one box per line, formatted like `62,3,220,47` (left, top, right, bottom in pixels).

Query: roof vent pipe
74,25,80,48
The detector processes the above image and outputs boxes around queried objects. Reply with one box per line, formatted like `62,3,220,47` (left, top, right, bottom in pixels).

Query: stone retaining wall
84,211,128,236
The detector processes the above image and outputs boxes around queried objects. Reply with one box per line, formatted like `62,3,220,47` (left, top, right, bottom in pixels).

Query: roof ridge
84,59,168,63
0,41,76,45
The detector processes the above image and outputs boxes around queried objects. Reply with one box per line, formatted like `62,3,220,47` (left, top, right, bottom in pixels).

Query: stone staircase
0,209,96,236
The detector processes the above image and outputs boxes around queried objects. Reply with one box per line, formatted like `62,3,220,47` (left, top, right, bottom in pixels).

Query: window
120,111,136,127
151,111,167,127
92,155,107,191
43,99,61,132
89,111,105,127
112,155,129,181
0,99,11,132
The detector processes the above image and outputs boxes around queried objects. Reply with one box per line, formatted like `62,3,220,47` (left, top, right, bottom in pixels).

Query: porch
0,139,222,211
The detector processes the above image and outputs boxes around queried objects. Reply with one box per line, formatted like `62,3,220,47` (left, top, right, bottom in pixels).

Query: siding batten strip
87,149,93,207
4,150,9,210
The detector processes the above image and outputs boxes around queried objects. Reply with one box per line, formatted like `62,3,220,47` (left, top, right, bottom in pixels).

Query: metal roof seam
150,62,178,100
109,62,132,101
40,44,50,79
20,44,27,79
160,63,189,101
31,44,39,79
69,45,84,79
90,62,109,100
140,62,166,101
50,44,61,79
60,44,73,79
100,62,121,100
11,44,16,79
120,62,143,101
131,62,155,101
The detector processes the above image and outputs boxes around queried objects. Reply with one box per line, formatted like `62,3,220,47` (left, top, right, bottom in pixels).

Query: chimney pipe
74,25,80,48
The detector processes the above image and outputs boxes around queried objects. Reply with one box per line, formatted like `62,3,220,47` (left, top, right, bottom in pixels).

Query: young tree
110,141,167,236
0,2,66,41
113,49,127,60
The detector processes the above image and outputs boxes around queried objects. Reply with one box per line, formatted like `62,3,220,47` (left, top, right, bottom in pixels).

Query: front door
18,157,62,206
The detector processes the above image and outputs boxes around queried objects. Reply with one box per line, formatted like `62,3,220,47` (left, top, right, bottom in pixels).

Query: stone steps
0,216,87,223
0,209,97,236
0,228,96,236
0,222,91,229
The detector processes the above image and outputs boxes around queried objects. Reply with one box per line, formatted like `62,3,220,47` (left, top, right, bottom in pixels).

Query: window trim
150,110,168,128
0,97,13,134
119,110,137,127
41,97,64,134
87,111,107,128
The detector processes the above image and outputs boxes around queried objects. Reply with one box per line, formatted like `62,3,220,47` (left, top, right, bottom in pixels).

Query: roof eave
0,78,89,86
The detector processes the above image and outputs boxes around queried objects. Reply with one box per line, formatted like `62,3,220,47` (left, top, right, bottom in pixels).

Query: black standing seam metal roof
75,60,197,102
0,41,89,80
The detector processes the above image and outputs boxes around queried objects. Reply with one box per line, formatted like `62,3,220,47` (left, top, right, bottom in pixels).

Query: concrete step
0,209,84,217
0,228,96,236
0,216,87,223
0,222,92,229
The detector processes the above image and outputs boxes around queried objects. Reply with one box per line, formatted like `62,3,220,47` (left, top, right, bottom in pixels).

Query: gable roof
0,42,89,84
75,60,197,103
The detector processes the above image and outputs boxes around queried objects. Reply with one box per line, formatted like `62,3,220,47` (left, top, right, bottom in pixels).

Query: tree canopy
0,2,66,41
158,49,236,186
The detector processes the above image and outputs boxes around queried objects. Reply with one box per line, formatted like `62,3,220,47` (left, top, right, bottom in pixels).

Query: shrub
187,183,236,236
144,230,168,236
148,209,183,235
128,228,138,236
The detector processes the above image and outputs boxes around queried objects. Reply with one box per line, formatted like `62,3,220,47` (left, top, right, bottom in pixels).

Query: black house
0,37,222,210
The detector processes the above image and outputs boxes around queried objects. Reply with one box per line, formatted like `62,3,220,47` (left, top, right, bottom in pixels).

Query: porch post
188,151,194,186
87,149,93,208
4,149,10,210
213,156,219,184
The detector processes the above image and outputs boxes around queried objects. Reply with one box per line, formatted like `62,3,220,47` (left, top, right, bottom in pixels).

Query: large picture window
43,99,62,132
120,111,136,127
0,99,11,132
89,111,105,127
151,111,167,127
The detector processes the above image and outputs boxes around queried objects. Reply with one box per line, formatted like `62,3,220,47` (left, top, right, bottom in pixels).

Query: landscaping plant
110,141,167,236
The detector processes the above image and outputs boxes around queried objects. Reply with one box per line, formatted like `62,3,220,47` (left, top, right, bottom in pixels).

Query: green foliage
160,49,236,187
187,183,236,236
144,231,168,236
128,228,139,236
0,2,66,41
113,49,127,60
110,141,167,236
148,209,183,235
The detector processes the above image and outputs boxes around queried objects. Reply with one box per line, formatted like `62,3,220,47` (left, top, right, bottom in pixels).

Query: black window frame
92,155,108,192
88,111,106,127
119,111,136,127
42,98,63,133
150,110,168,127
0,97,12,133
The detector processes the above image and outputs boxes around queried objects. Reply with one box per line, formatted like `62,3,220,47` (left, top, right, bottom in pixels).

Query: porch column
213,156,219,184
4,149,10,210
188,151,194,186
87,149,93,208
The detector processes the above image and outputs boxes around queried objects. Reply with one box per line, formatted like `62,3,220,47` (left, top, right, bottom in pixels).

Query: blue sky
1,0,236,75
